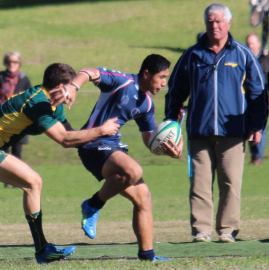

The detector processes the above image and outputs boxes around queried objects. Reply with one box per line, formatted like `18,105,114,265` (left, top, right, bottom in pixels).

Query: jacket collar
193,32,235,63
197,32,234,49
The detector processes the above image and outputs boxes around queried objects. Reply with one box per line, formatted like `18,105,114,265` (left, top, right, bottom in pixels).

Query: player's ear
143,70,149,80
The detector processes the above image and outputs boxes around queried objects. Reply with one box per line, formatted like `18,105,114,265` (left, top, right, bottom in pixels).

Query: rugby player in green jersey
0,63,119,263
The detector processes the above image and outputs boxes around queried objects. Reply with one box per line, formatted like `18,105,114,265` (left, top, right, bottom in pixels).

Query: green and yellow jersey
0,85,66,149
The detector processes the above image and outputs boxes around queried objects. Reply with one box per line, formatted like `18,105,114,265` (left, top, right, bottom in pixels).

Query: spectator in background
165,3,268,243
249,0,269,54
246,33,269,164
0,51,31,187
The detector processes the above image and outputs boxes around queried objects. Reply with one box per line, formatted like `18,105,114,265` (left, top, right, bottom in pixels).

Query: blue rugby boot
35,243,76,263
153,256,171,261
81,199,99,239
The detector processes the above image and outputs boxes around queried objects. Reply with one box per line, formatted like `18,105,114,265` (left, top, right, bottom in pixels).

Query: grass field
0,0,269,269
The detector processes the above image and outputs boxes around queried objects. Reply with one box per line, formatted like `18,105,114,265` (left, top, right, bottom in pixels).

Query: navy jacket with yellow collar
165,33,268,139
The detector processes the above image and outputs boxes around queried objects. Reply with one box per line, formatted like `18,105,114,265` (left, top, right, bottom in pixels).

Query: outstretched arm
44,117,119,148
50,68,101,109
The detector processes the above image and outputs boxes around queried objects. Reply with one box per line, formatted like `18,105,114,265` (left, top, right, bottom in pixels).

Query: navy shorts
78,141,128,181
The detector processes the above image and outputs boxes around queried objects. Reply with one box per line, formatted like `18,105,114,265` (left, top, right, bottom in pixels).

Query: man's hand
248,130,262,146
163,135,183,158
50,84,77,109
100,117,120,136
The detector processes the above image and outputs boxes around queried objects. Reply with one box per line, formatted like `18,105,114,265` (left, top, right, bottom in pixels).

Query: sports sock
25,210,48,254
87,192,105,210
138,249,155,261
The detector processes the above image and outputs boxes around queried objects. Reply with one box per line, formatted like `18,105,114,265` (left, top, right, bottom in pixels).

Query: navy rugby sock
138,249,155,261
25,210,48,254
88,192,105,210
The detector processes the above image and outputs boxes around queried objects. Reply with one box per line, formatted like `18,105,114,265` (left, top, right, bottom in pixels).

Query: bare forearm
71,68,100,89
62,127,104,148
45,118,119,148
49,68,100,109
63,117,119,147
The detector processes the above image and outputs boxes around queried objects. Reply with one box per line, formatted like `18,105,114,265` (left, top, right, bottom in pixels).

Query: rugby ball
149,120,181,155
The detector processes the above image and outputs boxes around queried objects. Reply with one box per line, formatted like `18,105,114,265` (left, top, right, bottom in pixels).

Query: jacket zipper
214,54,226,135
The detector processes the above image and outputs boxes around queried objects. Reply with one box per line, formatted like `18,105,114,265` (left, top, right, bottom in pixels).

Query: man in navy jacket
165,3,268,243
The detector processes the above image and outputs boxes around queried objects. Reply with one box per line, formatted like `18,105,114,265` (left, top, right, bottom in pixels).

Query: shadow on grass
0,242,138,248
259,239,269,243
2,238,267,250
130,45,187,54
4,238,265,249
0,244,34,248
0,0,135,9
168,238,245,244
72,242,138,246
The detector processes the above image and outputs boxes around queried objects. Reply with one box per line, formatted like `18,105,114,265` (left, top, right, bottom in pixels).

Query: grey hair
204,3,232,24
3,51,21,67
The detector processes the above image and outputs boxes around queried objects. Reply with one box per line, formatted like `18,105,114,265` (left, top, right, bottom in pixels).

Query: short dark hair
42,63,76,90
138,54,171,76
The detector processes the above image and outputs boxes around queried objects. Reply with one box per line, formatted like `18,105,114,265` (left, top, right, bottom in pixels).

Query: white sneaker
193,232,211,243
219,233,235,243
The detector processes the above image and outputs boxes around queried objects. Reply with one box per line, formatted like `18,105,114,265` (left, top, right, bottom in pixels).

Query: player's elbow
60,140,73,148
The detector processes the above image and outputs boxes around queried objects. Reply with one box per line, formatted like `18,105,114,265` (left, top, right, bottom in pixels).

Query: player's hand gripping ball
149,120,181,155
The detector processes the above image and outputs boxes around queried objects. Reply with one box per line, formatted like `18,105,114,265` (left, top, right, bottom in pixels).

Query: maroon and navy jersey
82,67,156,147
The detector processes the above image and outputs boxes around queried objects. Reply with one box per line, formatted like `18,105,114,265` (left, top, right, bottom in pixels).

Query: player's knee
125,165,143,185
26,171,43,192
134,188,152,210
35,173,43,192
142,188,152,204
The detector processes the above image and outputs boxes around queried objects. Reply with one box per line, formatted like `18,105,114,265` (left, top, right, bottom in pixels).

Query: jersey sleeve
135,104,156,132
165,51,191,121
245,51,268,131
25,101,58,133
96,68,132,93
53,104,66,123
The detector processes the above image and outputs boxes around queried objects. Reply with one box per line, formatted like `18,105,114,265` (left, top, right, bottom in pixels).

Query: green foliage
0,0,259,86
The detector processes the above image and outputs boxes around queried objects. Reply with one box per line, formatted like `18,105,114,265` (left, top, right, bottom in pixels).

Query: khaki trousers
188,136,245,237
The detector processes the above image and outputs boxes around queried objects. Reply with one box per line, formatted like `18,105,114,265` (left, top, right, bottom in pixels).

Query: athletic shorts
0,150,8,164
78,141,128,181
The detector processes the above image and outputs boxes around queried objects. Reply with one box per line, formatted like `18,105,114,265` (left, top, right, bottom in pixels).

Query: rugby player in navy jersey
0,63,119,263
51,54,183,261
